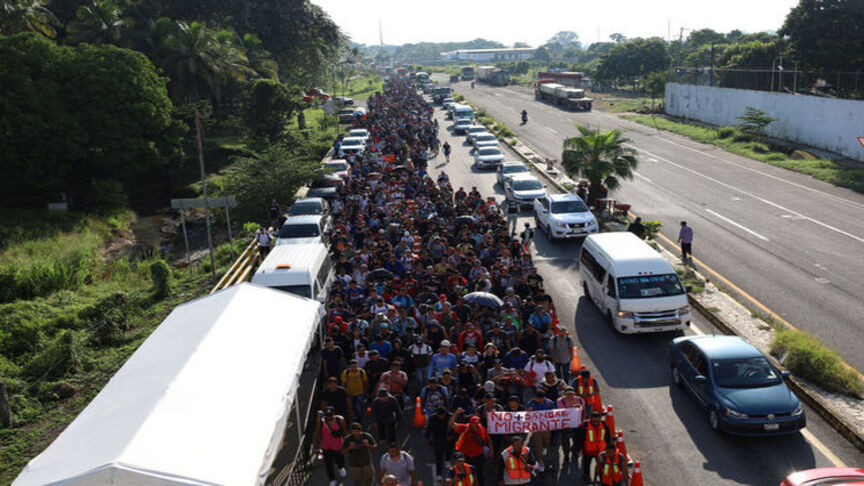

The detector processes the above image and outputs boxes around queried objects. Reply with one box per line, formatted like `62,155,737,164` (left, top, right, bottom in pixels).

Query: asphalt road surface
310,101,864,486
439,75,864,377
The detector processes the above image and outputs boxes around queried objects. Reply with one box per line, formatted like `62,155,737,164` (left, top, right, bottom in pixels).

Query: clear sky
310,0,799,47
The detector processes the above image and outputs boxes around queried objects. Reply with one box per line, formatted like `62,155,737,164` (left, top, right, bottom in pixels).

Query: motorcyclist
471,81,475,89
521,110,528,123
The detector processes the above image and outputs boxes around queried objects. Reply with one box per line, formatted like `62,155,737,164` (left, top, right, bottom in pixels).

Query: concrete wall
665,83,864,162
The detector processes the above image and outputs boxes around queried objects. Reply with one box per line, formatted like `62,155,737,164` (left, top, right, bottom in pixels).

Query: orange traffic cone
605,405,615,433
412,396,425,428
616,430,628,459
631,461,644,486
569,346,582,373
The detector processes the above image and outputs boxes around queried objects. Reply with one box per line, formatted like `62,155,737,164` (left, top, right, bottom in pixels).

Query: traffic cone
605,405,615,433
631,461,644,486
569,346,582,373
412,396,426,428
616,430,628,459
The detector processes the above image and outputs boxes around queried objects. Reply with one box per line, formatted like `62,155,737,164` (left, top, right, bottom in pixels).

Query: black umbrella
454,215,476,226
463,291,504,308
414,292,439,305
368,268,395,281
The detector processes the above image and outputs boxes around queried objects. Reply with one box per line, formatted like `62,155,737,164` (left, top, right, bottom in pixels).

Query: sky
310,0,799,47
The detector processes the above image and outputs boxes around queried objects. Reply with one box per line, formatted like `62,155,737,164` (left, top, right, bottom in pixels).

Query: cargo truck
460,66,475,81
476,66,510,86
535,81,593,111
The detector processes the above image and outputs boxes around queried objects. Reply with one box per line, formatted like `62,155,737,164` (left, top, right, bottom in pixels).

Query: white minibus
251,243,333,303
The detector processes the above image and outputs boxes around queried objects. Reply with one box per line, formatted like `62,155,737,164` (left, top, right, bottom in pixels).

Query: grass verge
675,266,706,294
622,114,864,193
770,327,864,397
595,97,662,114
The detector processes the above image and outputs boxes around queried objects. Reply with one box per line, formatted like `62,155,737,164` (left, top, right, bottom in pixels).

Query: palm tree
0,0,57,38
66,0,126,45
561,126,639,206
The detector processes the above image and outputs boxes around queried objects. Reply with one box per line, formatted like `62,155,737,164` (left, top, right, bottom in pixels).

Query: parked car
337,108,355,123
442,98,456,110
533,193,598,240
473,132,498,149
336,137,366,157
781,468,864,486
473,146,505,169
465,125,488,142
322,159,350,180
332,96,354,106
453,118,473,135
496,161,530,186
306,174,342,200
669,335,805,436
347,128,369,141
504,174,546,206
275,215,330,246
288,197,329,217
449,75,460,83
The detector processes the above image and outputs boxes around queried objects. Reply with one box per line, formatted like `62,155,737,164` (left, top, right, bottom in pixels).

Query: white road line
801,428,847,467
633,171,653,183
629,145,864,245
705,209,771,242
654,135,864,211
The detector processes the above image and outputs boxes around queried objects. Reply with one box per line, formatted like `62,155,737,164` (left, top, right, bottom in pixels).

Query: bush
770,327,864,397
642,220,663,240
149,260,172,297
85,291,130,346
750,143,771,154
717,127,736,139
23,330,87,381
731,130,753,143
675,266,705,293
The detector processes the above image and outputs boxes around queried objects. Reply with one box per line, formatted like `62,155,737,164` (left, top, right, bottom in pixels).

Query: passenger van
252,243,333,302
451,104,475,122
579,232,691,333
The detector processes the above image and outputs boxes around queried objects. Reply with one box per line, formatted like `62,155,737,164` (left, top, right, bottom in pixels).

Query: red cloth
453,423,490,458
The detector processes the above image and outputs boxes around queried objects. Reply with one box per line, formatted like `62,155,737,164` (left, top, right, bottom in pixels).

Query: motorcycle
521,111,528,124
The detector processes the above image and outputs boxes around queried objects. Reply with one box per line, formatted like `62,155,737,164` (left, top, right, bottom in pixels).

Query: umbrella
414,292,439,305
368,268,395,281
454,215,476,226
463,291,504,308
366,172,382,180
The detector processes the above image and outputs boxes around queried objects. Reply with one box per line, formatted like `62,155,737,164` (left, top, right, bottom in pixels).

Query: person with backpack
500,435,535,485
341,359,369,424
449,409,493,486
594,442,630,486
442,141,451,163
315,406,348,486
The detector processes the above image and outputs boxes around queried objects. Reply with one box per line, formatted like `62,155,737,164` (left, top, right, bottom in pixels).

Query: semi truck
476,66,510,86
536,71,585,88
535,82,593,111
460,66,475,81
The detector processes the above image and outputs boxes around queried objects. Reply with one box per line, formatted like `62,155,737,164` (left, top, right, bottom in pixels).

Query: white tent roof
14,283,323,486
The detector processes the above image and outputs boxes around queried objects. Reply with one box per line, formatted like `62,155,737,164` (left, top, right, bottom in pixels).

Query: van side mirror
781,370,791,378
694,375,708,384
685,285,693,293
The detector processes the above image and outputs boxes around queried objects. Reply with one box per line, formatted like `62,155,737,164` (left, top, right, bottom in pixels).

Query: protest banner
486,407,582,435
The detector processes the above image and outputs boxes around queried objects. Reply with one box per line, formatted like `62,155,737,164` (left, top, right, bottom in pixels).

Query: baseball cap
440,340,451,347
469,416,481,424
324,406,335,416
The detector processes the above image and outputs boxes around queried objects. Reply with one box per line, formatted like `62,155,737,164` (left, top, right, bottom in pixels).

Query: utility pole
194,110,216,282
709,44,715,86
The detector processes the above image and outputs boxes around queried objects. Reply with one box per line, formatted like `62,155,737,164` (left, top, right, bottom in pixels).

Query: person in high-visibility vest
500,436,535,485
594,442,630,486
577,411,612,483
445,453,477,486
571,369,601,416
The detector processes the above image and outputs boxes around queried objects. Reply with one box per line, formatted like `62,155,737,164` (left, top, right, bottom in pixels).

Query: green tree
609,33,627,44
687,28,724,47
737,106,776,141
0,0,56,37
548,31,580,47
66,0,127,45
780,0,864,70
561,126,639,204
533,45,551,63
220,142,322,224
596,38,669,87
240,78,301,141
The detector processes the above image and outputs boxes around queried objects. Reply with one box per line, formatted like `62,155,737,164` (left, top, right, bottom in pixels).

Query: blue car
669,335,805,436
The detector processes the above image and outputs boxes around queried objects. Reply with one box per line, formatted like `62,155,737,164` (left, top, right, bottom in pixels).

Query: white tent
14,283,324,486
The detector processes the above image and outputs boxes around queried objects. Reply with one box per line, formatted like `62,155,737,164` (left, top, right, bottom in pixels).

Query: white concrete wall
665,83,864,162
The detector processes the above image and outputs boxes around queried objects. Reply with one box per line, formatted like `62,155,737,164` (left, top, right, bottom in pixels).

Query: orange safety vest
504,446,531,480
583,422,607,456
451,463,476,486
577,376,602,410
600,453,625,484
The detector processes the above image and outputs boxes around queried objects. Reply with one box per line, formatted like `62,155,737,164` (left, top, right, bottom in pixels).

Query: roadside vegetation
675,266,706,294
770,327,864,397
622,114,864,193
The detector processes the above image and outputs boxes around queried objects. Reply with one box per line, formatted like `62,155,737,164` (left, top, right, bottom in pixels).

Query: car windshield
479,148,501,156
349,130,367,137
290,202,322,215
712,357,781,388
469,127,485,133
325,162,349,171
476,134,496,141
273,284,312,299
341,139,362,147
278,224,320,238
617,274,684,299
503,165,528,174
551,200,588,213
338,109,353,115
513,179,542,191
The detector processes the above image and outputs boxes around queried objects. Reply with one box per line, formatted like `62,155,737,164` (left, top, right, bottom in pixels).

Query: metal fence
668,68,864,99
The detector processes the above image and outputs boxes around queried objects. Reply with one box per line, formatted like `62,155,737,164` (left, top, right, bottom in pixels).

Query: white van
251,243,333,302
580,232,691,333
452,104,475,121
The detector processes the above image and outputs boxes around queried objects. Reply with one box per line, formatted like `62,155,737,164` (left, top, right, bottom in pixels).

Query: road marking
814,277,831,284
652,133,864,211
633,171,653,183
801,428,847,467
630,145,864,245
705,209,770,242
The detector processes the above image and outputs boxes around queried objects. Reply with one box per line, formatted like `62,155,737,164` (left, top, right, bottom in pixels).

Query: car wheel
708,409,720,432
671,365,682,387
606,311,615,330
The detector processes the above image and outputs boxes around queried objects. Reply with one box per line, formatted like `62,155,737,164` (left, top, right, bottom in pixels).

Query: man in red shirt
448,409,492,486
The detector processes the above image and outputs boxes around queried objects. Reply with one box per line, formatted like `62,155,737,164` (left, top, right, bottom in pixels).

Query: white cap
440,340,451,348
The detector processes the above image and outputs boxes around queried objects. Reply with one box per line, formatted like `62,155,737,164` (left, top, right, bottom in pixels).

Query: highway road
311,102,864,486
438,74,864,376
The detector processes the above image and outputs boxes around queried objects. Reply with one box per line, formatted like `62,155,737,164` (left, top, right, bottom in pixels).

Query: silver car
496,161,530,186
505,174,546,207
473,146,505,169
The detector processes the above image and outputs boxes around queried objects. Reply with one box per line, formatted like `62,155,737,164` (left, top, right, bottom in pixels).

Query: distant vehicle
496,161,530,186
252,243,333,301
535,82,593,111
669,335,806,436
461,66,475,81
465,125,488,142
275,215,329,246
332,96,354,106
473,146,506,169
580,232,691,333
781,468,864,486
536,71,585,88
302,87,330,103
504,174,546,206
421,82,435,94
442,98,457,110
347,128,369,141
453,118,473,135
322,159,350,180
288,197,329,217
433,87,452,104
306,175,341,200
451,104,474,122
449,74,460,83
472,132,498,152
336,137,366,157
476,66,510,86
533,193,598,240
416,71,430,84
337,107,355,123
